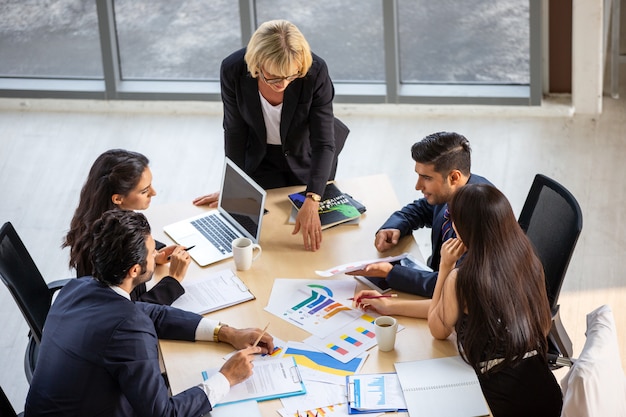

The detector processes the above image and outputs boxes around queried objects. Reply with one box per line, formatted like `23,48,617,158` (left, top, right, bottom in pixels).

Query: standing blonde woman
194,20,349,252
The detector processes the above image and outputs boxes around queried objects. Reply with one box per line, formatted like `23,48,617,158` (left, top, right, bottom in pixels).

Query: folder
209,356,306,407
346,373,408,414
171,269,254,314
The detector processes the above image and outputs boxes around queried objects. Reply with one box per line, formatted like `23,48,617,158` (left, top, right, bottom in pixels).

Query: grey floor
1,88,625,411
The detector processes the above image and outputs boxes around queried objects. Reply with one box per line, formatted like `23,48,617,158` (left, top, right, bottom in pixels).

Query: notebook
394,355,490,417
164,157,266,266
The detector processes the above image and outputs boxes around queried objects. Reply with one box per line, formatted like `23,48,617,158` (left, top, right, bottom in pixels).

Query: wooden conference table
146,174,459,416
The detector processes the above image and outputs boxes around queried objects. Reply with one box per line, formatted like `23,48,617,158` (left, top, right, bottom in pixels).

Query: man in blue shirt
348,131,492,297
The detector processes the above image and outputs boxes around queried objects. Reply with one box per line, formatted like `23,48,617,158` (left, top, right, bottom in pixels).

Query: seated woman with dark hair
63,149,189,305
353,183,563,416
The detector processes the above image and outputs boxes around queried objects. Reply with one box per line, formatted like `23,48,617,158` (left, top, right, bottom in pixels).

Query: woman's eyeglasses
259,69,300,85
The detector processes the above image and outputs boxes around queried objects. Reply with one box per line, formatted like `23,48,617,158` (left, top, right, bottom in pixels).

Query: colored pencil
347,294,398,301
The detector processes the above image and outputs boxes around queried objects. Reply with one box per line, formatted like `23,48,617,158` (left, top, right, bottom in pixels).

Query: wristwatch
306,192,321,202
213,322,228,342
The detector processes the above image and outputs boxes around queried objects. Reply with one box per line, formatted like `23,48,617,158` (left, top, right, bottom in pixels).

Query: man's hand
292,197,322,251
154,245,177,265
374,229,401,252
192,191,220,208
219,346,262,386
218,326,275,354
345,262,393,278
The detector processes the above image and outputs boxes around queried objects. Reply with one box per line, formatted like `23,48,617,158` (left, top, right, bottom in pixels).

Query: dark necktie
441,207,453,241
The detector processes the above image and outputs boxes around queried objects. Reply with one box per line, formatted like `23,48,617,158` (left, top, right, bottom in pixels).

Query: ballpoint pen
167,245,195,261
347,294,398,301
252,322,270,348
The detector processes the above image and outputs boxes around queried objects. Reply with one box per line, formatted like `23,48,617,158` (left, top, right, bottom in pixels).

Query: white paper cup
374,316,398,352
232,237,262,271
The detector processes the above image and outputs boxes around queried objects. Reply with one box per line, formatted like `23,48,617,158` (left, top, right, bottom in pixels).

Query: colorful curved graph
307,284,333,297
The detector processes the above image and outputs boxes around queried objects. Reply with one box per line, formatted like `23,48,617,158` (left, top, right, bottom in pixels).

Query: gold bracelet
213,323,227,343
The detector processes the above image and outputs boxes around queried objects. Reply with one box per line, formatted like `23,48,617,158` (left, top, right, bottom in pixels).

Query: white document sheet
171,269,254,314
210,357,306,406
264,279,360,338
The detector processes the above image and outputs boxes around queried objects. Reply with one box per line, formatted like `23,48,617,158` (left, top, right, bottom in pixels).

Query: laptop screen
219,158,266,240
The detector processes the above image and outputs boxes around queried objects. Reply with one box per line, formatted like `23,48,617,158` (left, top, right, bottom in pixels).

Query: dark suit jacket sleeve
106,306,211,417
379,197,435,237
301,55,336,196
137,302,203,340
134,276,185,305
386,266,438,297
221,49,250,170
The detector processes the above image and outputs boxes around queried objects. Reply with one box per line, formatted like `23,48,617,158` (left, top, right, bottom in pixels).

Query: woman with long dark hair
63,149,188,304
354,184,563,416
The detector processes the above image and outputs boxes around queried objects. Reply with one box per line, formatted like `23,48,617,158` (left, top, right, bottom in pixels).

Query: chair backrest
518,174,583,312
0,222,53,345
560,305,626,417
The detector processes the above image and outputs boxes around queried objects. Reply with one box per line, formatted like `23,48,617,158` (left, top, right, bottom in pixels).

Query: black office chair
1,384,23,417
0,222,71,383
518,174,583,365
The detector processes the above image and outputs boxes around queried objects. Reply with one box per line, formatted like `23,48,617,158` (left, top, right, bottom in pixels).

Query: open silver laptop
164,157,266,266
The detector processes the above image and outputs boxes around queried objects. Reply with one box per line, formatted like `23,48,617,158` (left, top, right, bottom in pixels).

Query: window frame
0,0,541,105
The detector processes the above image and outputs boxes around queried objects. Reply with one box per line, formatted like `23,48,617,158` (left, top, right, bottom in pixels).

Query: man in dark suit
347,132,493,297
25,210,274,417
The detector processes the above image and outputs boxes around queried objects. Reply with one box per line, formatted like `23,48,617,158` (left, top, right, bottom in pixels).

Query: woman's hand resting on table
154,245,190,283
192,191,220,208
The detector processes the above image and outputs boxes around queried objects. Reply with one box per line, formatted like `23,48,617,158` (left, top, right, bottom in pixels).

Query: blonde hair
245,20,312,79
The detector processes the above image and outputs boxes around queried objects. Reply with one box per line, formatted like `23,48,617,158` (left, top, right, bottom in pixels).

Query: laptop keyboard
229,213,257,236
191,215,238,255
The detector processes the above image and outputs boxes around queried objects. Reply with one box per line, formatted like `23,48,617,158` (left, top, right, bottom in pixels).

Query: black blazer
220,48,349,196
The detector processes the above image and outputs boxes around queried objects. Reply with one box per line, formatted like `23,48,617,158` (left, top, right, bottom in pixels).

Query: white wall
572,0,605,114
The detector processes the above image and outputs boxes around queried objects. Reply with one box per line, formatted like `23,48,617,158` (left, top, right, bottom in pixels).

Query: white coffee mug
231,237,262,271
374,316,398,352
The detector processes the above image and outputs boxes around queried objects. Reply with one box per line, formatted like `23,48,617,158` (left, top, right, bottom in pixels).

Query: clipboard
211,356,306,407
346,373,408,414
170,269,255,314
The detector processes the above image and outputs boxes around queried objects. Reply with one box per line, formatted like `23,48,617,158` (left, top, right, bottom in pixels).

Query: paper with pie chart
265,279,361,338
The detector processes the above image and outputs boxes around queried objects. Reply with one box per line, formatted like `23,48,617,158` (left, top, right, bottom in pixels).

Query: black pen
167,245,195,261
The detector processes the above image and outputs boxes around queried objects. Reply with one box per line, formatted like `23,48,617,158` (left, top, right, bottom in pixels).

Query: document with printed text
171,269,254,314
